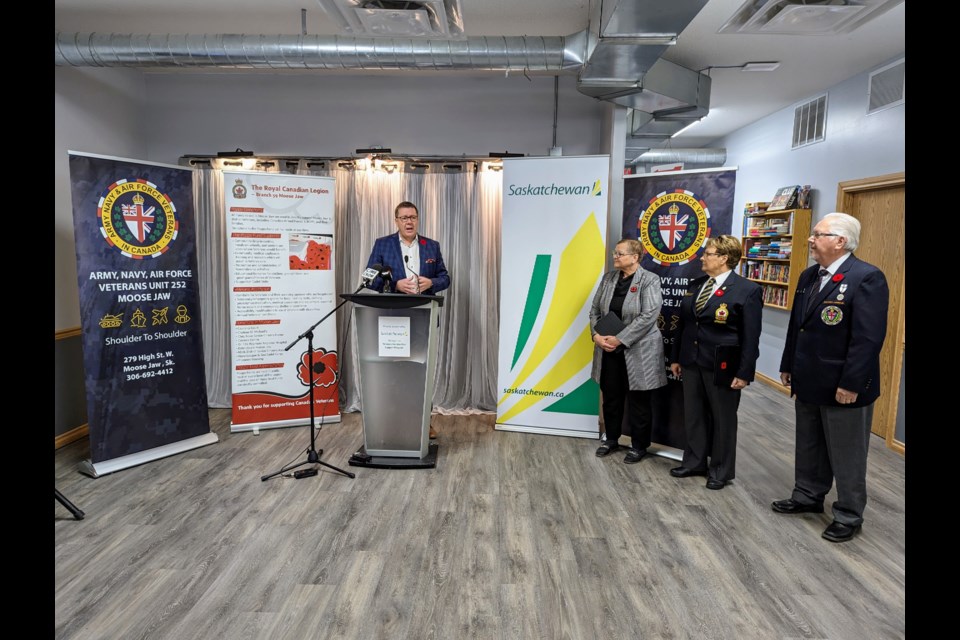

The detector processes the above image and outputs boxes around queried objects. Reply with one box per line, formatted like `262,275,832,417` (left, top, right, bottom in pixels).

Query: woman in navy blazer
365,201,450,296
669,235,763,489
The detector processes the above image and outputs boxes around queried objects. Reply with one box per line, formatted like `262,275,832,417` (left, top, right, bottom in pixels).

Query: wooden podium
341,292,444,469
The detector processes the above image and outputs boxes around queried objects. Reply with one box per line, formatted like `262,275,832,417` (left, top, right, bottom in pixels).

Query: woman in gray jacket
590,238,667,463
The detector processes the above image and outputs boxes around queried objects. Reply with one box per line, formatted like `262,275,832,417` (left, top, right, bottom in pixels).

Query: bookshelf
739,206,812,310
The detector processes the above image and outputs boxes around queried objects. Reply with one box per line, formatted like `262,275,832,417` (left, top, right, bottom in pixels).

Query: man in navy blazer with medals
365,201,450,296
364,201,450,438
669,235,763,490
772,212,889,543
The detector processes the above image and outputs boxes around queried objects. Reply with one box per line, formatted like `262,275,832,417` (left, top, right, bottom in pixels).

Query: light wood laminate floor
55,382,905,639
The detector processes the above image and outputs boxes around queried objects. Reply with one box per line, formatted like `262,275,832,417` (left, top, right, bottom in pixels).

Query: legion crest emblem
97,178,178,259
638,190,711,266
821,305,843,325
233,179,247,199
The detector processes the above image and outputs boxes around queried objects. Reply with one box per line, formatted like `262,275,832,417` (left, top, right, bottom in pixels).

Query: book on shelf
767,185,800,211
744,201,770,215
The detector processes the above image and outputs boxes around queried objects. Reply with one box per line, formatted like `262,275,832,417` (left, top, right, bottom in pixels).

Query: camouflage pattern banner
623,168,737,450
69,152,214,469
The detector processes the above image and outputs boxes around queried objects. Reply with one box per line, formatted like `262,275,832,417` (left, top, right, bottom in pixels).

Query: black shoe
595,442,621,457
771,498,824,514
705,479,726,490
822,521,861,543
623,448,647,464
670,466,708,478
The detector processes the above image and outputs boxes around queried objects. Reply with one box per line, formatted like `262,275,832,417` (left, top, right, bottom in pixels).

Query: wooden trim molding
754,371,790,395
836,171,904,204
56,327,82,340
56,424,88,450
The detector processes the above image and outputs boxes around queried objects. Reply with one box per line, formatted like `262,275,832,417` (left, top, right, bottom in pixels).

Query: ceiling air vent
718,0,902,35
867,58,904,114
792,94,827,149
317,0,465,37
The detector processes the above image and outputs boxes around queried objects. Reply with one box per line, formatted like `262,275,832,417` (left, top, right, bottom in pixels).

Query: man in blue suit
772,212,889,543
365,201,450,296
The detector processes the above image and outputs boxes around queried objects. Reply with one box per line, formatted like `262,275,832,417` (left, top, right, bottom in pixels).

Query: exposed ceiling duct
629,147,727,166
54,32,586,72
54,1,718,163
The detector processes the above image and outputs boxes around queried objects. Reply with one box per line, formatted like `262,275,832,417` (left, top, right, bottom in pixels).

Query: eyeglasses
396,215,418,222
702,251,720,257
612,251,637,258
811,232,838,239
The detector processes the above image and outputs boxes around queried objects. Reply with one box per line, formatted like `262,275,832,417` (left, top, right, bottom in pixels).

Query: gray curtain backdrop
192,158,502,415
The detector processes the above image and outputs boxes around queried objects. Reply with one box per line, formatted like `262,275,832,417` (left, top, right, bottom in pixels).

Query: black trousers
600,351,653,450
679,364,741,482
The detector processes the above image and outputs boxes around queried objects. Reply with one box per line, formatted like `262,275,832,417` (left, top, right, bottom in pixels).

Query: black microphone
361,263,383,286
404,255,421,294
381,267,394,293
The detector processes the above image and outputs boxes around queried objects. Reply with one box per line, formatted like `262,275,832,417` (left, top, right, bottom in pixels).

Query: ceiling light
742,61,781,72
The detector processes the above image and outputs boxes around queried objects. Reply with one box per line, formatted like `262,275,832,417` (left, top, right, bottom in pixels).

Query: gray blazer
589,268,667,391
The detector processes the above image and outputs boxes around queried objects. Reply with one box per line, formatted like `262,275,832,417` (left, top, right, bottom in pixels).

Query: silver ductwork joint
55,32,586,72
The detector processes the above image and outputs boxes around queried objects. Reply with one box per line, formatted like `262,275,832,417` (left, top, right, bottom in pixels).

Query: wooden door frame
836,172,905,455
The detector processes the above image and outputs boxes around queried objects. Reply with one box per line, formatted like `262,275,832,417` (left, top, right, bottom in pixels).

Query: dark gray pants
679,364,741,482
792,399,874,526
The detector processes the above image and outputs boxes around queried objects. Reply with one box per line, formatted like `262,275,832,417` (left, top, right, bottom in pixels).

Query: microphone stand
404,255,421,294
260,283,368,482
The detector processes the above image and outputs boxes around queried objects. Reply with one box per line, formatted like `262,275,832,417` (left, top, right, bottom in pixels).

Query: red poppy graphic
714,289,725,297
832,273,844,283
630,285,638,293
420,238,427,246
297,348,339,388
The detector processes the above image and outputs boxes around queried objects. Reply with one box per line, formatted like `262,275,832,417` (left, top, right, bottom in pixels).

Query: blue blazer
780,254,889,407
365,233,450,295
671,272,763,382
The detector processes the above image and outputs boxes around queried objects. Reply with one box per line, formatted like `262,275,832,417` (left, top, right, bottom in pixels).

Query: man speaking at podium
364,201,450,296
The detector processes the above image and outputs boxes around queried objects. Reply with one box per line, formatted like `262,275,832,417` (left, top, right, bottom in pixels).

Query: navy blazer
780,254,889,406
671,271,763,382
365,233,450,295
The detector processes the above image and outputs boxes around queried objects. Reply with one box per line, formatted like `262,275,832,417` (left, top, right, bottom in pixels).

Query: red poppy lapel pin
419,238,427,246
714,288,725,297
832,273,844,283
630,285,638,293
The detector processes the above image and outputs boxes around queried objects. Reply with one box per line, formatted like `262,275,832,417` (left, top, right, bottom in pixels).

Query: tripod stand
55,488,85,520
261,289,359,482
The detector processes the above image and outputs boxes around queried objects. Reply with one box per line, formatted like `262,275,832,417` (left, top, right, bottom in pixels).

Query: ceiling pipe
630,148,726,166
54,32,587,71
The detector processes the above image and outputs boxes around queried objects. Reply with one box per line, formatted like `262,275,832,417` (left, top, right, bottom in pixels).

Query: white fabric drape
192,160,502,414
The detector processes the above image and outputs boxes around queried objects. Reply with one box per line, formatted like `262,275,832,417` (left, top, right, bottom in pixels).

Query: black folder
594,312,627,353
714,344,741,386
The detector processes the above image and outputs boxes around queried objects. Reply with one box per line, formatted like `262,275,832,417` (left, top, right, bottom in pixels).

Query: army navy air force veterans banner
69,152,217,477
497,155,609,437
623,168,737,450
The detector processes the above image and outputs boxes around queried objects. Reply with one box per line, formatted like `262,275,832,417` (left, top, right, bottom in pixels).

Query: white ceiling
54,0,905,149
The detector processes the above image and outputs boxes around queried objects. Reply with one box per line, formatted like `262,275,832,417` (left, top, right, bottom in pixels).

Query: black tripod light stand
260,284,368,482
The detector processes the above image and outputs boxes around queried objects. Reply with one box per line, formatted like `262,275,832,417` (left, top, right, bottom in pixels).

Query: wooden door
836,172,905,454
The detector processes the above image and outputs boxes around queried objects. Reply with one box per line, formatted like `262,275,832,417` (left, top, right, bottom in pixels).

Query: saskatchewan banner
496,156,609,437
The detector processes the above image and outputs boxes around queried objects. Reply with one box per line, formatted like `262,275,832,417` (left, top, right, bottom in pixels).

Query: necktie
807,268,830,312
695,277,716,313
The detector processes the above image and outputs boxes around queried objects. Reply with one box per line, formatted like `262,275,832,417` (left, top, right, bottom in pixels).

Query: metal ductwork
578,0,712,146
55,1,718,160
630,148,727,166
54,32,586,72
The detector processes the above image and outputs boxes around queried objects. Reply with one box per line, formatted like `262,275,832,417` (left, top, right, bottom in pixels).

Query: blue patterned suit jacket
365,233,450,295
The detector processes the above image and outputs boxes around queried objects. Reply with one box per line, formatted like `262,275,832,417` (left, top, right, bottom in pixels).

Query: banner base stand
646,443,683,462
79,432,220,478
348,444,437,469
494,423,598,439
